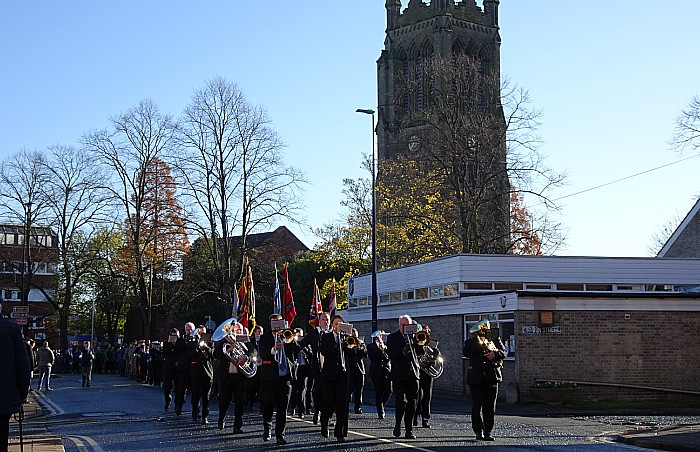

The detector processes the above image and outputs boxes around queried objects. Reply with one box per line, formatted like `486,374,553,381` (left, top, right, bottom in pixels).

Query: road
22,373,698,451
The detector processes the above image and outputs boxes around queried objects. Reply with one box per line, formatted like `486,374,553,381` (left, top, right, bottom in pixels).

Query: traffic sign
15,318,28,325
13,305,30,317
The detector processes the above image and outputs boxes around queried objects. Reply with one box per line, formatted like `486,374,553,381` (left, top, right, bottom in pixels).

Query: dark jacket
367,342,390,380
386,330,419,381
319,331,350,381
80,348,95,367
298,326,324,373
463,336,507,385
162,341,178,376
346,340,367,376
174,336,195,372
257,330,295,383
0,318,31,415
189,341,213,379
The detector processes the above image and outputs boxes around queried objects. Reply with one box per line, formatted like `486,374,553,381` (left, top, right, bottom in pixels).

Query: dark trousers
162,369,178,408
81,364,92,387
190,375,212,420
290,365,310,415
415,373,434,422
219,373,247,429
1,414,10,451
311,371,323,415
348,370,365,411
393,377,418,432
175,370,190,413
260,380,291,438
469,382,499,435
371,373,392,416
245,373,260,411
321,372,349,439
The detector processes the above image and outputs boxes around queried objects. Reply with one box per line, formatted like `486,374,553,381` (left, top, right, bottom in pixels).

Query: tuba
212,317,258,378
418,334,444,379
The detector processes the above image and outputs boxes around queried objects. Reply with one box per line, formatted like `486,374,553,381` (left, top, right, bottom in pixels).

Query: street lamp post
356,108,378,333
21,201,32,337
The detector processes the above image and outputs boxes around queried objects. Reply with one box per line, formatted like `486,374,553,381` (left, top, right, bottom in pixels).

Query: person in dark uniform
215,321,252,434
258,314,295,445
245,325,263,412
367,330,391,419
149,341,162,386
298,312,329,425
174,322,195,415
346,328,367,414
319,314,351,443
462,319,507,441
189,327,213,424
288,328,312,419
162,328,180,412
414,324,438,428
386,314,420,440
80,341,95,387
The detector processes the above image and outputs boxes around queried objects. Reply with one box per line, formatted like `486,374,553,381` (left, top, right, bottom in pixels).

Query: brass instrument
419,345,444,379
277,329,295,344
343,335,359,349
414,330,430,346
212,317,258,378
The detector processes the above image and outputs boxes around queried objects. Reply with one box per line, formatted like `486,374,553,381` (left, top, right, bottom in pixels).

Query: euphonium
222,340,259,378
419,346,444,379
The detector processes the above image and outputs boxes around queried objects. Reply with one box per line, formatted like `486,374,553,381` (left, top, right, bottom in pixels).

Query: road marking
288,416,435,451
33,390,65,416
66,435,105,452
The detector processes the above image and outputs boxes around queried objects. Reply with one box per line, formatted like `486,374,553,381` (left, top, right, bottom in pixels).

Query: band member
319,314,351,443
298,312,330,424
289,328,312,419
162,328,180,411
386,314,419,439
414,324,437,428
245,325,263,412
346,328,367,414
149,341,163,387
463,320,507,441
174,322,195,415
214,321,251,433
258,314,295,445
367,330,391,419
189,327,214,424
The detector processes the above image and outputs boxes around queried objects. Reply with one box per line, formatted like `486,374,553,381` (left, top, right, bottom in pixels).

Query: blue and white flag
273,262,281,315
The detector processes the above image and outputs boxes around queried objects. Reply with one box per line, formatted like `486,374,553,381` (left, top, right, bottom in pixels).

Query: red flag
308,278,322,328
281,263,297,325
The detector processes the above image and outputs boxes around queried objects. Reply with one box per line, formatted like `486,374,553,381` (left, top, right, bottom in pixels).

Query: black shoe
393,425,401,437
354,407,362,414
86,384,90,387
218,418,225,430
405,431,416,440
175,407,182,416
297,413,304,420
313,412,319,425
422,420,431,428
484,433,495,441
321,427,329,438
202,417,209,425
336,436,346,443
276,436,288,445
164,402,170,412
413,418,418,427
263,429,271,441
378,412,385,420
475,432,484,440
232,427,243,434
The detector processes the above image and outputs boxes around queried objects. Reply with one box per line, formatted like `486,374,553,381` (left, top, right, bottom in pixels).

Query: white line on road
288,416,436,452
33,390,65,416
66,435,105,452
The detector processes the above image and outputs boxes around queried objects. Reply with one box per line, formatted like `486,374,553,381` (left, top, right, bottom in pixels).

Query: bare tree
176,77,306,309
0,150,52,332
385,53,565,254
83,99,178,339
671,95,700,153
40,145,111,350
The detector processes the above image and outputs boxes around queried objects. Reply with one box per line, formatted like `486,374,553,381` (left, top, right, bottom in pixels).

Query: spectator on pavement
36,341,55,391
0,316,31,450
80,341,95,387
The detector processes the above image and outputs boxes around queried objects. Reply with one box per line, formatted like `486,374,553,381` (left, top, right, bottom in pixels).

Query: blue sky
2,1,698,257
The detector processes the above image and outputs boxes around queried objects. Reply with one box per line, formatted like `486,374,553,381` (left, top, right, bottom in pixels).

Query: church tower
375,0,510,254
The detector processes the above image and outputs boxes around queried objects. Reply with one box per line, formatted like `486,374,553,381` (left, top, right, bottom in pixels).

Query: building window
556,283,583,291
380,294,390,304
444,283,459,297
390,292,402,303
464,282,493,290
585,284,613,291
494,282,523,290
429,286,444,298
614,284,643,291
464,313,515,358
415,288,428,300
359,297,368,306
402,290,415,301
525,283,552,290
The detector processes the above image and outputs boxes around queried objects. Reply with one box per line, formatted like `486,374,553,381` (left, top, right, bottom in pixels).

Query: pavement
5,380,700,451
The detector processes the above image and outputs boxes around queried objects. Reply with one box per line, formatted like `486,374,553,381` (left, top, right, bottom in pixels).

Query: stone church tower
375,0,510,254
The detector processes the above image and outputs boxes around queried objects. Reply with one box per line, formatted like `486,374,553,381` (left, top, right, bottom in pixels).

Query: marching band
130,310,461,447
